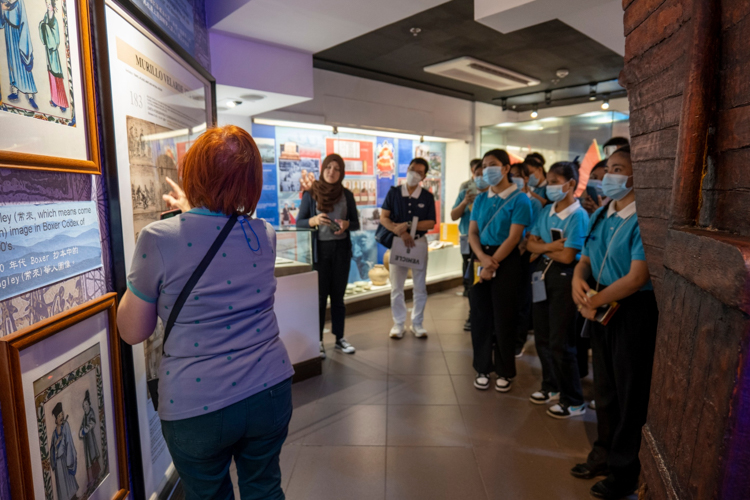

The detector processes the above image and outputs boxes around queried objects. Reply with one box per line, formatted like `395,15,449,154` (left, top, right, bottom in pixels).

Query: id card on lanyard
531,215,575,303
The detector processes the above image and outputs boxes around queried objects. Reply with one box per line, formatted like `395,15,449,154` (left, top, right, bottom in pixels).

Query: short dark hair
548,161,580,187
527,152,546,166
470,158,482,170
409,158,429,176
482,149,510,166
603,137,630,149
592,159,608,172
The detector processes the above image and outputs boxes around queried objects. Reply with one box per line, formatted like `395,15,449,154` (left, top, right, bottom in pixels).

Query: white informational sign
104,3,211,496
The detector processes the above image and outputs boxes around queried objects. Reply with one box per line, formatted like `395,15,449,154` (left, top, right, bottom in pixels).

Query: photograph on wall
414,143,444,178
126,115,179,241
277,192,301,228
255,137,275,164
325,138,373,175
343,179,377,207
33,343,108,500
358,207,380,231
376,138,396,179
0,0,100,171
279,158,319,193
349,230,377,283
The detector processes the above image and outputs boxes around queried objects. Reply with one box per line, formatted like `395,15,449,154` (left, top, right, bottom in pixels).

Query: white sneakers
389,324,405,338
389,324,428,339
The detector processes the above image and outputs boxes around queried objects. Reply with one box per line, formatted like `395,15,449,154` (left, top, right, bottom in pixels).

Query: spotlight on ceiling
530,108,539,119
601,99,610,110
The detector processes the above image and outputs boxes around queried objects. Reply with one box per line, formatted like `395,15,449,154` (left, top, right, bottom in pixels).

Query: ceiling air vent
424,57,540,91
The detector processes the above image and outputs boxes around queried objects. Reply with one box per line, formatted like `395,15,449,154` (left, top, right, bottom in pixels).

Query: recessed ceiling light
240,94,266,102
410,27,421,36
556,68,569,79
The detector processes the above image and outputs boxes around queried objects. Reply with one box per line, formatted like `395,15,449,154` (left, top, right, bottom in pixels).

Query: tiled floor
269,287,617,500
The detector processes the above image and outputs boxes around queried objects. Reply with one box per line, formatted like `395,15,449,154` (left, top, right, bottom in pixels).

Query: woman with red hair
117,125,293,499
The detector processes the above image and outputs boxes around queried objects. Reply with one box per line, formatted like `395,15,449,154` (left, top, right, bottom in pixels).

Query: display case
275,227,314,277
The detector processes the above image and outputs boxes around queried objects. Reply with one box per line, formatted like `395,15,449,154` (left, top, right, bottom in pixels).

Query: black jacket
296,189,360,263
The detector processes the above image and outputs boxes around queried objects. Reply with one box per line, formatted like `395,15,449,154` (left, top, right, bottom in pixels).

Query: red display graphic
326,138,374,175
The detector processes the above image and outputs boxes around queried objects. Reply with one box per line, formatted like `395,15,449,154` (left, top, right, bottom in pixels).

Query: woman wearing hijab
298,153,360,358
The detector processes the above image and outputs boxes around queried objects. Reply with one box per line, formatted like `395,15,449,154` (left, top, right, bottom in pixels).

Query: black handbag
374,186,404,249
147,214,238,411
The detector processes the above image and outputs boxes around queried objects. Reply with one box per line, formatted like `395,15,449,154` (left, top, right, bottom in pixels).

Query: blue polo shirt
453,189,472,235
531,183,548,201
471,185,532,246
582,201,652,291
382,185,436,237
529,195,543,226
531,200,589,250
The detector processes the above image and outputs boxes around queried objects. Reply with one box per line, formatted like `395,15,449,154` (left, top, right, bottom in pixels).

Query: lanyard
480,191,521,241
595,212,635,291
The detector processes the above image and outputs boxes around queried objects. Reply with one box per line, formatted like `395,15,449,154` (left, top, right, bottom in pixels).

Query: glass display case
275,227,314,277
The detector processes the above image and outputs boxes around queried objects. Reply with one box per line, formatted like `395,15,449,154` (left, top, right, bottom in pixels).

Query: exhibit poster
252,124,279,225
105,3,211,496
376,137,396,206
0,0,90,162
325,137,373,175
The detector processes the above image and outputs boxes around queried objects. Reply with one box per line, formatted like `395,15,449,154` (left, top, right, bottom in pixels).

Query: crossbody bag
148,214,238,410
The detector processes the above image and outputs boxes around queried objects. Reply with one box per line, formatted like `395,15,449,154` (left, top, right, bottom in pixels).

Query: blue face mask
528,173,540,187
483,166,505,186
546,184,567,202
511,177,525,191
474,175,490,190
601,174,633,200
588,179,604,197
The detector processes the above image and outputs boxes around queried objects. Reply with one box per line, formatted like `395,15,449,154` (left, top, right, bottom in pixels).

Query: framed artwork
0,293,128,500
93,0,216,496
0,0,101,174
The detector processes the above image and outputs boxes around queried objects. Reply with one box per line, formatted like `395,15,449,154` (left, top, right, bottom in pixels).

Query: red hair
182,125,263,216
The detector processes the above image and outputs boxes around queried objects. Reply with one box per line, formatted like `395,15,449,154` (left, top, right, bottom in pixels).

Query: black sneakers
590,477,638,499
570,463,609,480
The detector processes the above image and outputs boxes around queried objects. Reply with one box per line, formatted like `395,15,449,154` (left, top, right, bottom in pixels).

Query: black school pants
314,239,351,341
531,259,583,406
516,251,533,350
470,247,523,379
585,287,659,487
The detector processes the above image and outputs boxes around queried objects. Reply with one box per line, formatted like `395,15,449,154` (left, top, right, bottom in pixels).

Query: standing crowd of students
450,138,658,500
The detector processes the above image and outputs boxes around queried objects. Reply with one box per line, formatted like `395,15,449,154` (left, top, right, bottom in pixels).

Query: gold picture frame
0,0,101,174
0,293,128,500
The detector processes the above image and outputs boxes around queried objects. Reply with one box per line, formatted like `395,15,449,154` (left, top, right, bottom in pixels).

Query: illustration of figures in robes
78,390,101,490
50,402,79,500
39,0,68,112
0,0,38,109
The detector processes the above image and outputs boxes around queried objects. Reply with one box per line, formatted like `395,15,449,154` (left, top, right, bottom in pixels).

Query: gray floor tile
303,405,387,446
460,403,559,450
285,446,386,500
387,375,459,405
444,351,476,375
438,333,473,352
387,405,470,447
386,447,487,500
388,350,449,375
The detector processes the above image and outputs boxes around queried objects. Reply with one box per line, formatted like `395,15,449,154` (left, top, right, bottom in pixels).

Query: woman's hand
479,267,494,282
572,275,591,307
300,170,315,192
334,219,349,235
545,238,567,253
392,222,409,235
162,177,191,213
400,232,416,248
311,214,331,227
579,305,597,321
479,253,498,272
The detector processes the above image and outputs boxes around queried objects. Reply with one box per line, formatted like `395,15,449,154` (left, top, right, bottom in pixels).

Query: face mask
546,184,567,202
602,173,633,200
588,179,604,197
483,166,505,186
474,175,490,190
511,177,525,191
406,170,422,187
528,173,540,187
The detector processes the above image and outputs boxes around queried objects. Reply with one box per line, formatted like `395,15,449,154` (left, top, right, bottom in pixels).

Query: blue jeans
161,378,293,500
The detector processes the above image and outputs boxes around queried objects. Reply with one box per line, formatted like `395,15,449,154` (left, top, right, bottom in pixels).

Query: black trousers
462,251,472,293
470,247,523,378
531,260,583,406
585,287,658,487
313,239,351,341
516,251,533,350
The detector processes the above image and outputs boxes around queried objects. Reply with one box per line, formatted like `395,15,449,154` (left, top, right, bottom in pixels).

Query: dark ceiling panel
313,0,624,106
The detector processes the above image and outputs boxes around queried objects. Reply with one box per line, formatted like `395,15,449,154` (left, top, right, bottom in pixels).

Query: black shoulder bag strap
162,213,238,351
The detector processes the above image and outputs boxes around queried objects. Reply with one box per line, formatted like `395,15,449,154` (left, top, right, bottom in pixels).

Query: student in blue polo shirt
469,149,532,393
526,162,589,419
452,160,488,331
570,146,658,500
525,153,549,206
509,162,543,357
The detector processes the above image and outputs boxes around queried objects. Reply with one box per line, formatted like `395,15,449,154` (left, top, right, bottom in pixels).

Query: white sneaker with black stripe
495,377,513,392
547,403,586,419
474,373,490,390
529,390,560,405
319,341,326,359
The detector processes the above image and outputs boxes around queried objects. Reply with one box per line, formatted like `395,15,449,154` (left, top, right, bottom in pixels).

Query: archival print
34,343,108,500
